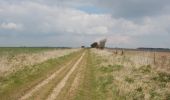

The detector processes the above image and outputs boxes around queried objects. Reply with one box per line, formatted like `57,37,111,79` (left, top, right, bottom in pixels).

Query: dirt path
46,52,85,100
60,53,87,100
20,60,73,100
19,51,85,100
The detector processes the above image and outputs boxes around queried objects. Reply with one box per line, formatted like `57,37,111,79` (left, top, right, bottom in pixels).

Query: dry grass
0,49,83,99
91,49,170,100
0,48,80,77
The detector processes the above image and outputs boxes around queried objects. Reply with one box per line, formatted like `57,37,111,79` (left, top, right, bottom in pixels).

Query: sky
0,0,170,48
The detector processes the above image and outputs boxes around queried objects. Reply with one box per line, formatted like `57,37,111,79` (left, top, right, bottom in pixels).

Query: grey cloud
1,0,170,18
92,0,170,18
0,0,170,48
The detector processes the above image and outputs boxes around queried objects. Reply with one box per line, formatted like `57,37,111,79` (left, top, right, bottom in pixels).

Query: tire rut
46,52,86,100
29,53,82,100
58,53,87,100
19,52,83,100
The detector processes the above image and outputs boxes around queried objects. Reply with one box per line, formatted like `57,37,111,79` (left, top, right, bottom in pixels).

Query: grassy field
0,47,81,99
0,47,55,56
0,47,79,77
91,49,170,100
0,48,170,100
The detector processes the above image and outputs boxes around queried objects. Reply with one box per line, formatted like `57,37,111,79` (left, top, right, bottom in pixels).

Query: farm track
19,51,86,100
2,48,170,100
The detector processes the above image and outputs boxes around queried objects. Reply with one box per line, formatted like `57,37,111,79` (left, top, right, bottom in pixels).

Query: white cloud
41,7,112,34
108,35,132,44
0,2,113,34
87,26,108,34
0,22,23,30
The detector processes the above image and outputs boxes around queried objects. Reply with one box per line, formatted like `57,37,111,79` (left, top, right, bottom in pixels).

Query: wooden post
153,51,156,65
121,49,124,55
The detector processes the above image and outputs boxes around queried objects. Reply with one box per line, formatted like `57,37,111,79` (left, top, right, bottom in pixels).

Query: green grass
55,52,87,100
152,72,170,82
75,50,100,100
0,47,59,56
97,75,114,93
100,66,114,73
139,65,151,73
125,77,134,83
100,64,124,73
0,50,82,99
74,50,125,100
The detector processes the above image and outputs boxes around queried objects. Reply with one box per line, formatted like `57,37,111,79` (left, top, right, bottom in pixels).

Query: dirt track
2,49,170,100
19,51,86,100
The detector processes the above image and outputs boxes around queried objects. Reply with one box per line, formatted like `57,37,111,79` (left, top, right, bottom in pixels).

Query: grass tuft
100,64,124,73
152,72,170,82
98,75,114,92
125,77,134,83
139,65,151,73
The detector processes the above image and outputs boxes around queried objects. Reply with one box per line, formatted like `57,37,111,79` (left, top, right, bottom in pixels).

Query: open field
0,47,79,77
0,48,170,100
92,49,170,100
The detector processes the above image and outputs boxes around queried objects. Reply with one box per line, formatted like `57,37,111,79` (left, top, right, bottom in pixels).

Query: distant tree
98,39,107,49
91,42,98,48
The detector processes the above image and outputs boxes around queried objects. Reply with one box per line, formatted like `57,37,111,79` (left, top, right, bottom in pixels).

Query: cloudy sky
0,0,170,48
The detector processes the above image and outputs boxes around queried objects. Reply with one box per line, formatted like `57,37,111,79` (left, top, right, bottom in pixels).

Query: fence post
153,51,156,65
